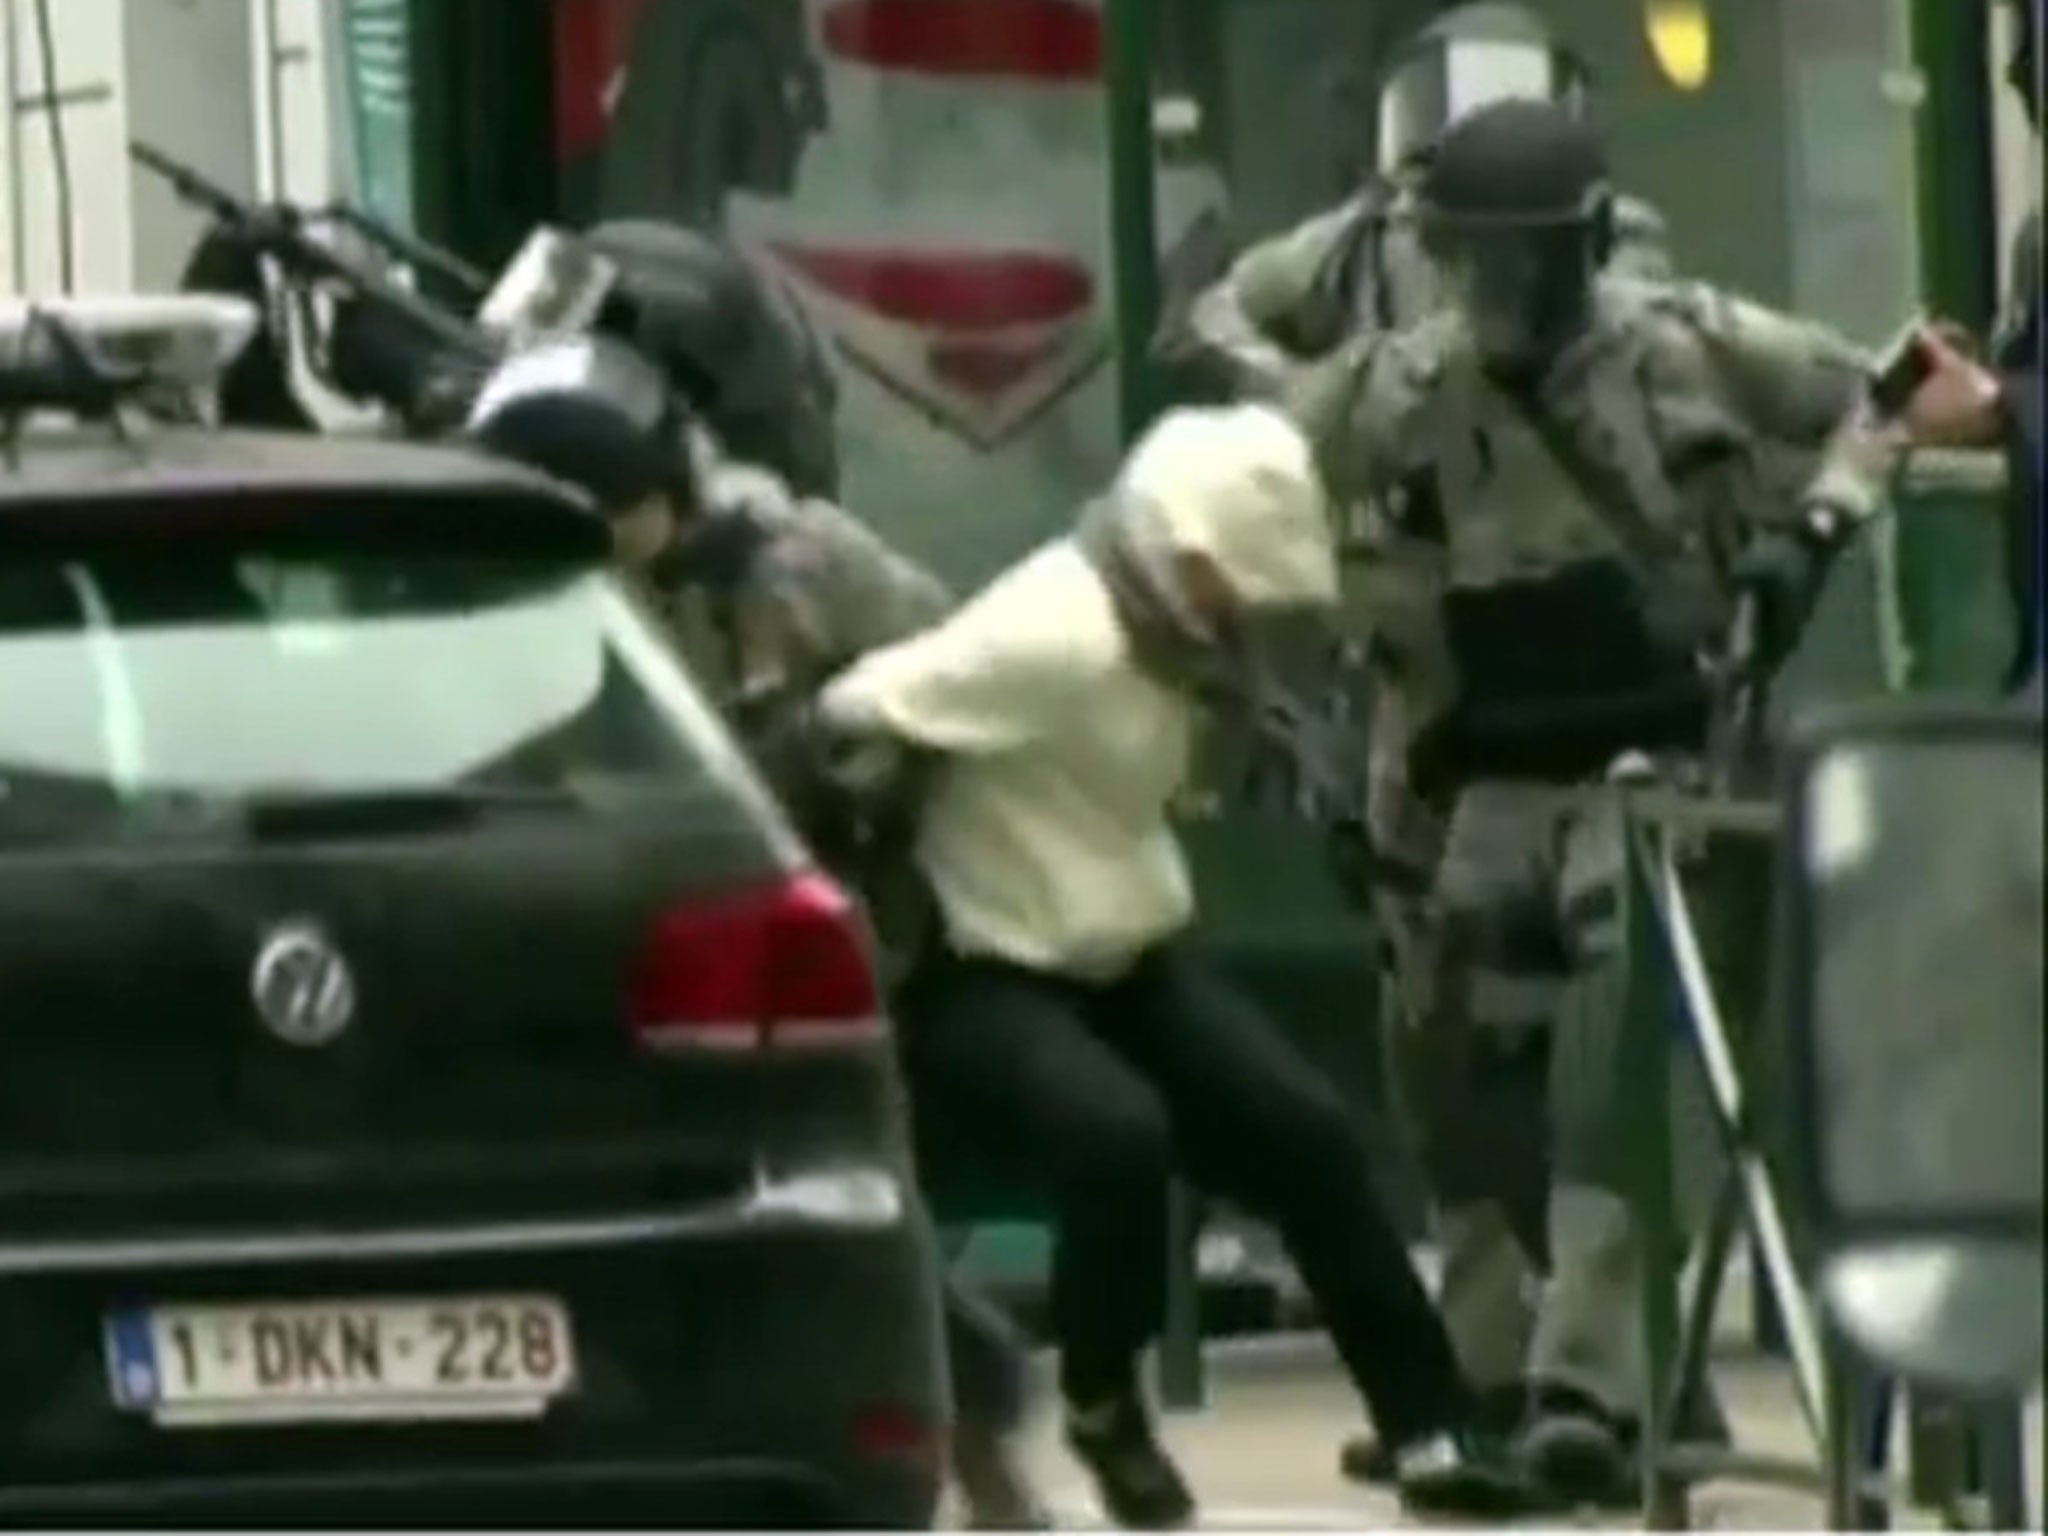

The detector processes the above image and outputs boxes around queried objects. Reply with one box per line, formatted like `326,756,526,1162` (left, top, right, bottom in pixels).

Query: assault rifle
133,141,500,426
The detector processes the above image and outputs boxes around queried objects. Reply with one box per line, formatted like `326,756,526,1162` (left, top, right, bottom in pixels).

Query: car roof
0,424,611,558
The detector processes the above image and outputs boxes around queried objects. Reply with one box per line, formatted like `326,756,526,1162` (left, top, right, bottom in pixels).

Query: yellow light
1644,0,1712,92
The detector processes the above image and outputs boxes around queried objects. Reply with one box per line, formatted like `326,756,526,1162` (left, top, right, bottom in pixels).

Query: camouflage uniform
1163,173,1672,1398
638,443,952,986
646,448,949,705
1178,174,1672,400
1289,273,1893,1421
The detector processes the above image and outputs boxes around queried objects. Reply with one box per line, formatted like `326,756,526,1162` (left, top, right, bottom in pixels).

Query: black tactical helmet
585,219,841,498
1417,97,1613,231
586,222,751,403
462,333,694,514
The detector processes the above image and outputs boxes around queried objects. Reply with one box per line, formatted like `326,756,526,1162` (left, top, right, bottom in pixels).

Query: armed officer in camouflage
460,334,1051,1531
1289,98,1904,1506
1171,6,1672,403
1158,10,1679,1485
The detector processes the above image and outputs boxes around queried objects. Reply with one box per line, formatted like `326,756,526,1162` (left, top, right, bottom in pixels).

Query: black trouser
899,941,1472,1450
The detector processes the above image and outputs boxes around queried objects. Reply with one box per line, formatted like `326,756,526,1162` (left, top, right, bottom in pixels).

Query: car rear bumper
0,1456,926,1529
0,1169,946,1529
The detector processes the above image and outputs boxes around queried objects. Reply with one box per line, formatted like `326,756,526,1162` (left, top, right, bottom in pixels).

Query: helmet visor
1378,28,1589,172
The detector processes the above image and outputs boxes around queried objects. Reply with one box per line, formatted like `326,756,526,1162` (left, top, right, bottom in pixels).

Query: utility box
1884,450,2018,697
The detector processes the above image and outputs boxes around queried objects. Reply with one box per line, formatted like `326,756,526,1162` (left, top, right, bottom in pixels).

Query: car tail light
850,1402,942,1466
629,871,883,1053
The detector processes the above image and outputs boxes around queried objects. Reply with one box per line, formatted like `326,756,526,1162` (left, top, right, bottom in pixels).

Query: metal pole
1910,0,1998,331
1105,0,1203,1413
1103,0,1160,445
250,0,285,202
4,0,27,292
1649,834,1830,1440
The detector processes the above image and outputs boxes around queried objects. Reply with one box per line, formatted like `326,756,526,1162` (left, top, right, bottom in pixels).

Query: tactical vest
1372,291,1762,785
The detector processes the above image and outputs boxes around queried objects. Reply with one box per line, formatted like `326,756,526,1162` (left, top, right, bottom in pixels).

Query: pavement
959,1260,2045,1530
1011,1341,1840,1530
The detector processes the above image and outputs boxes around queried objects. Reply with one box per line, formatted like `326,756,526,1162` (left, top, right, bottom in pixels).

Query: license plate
104,1296,576,1427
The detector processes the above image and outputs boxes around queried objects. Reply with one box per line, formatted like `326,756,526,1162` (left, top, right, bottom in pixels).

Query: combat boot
1340,1381,1526,1485
1391,1427,1546,1518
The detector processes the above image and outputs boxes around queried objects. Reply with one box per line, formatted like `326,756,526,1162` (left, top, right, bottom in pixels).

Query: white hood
1113,404,1337,610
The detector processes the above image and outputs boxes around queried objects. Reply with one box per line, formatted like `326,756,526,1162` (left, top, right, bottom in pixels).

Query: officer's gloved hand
733,692,904,863
1324,814,1378,912
657,504,771,591
1730,529,1829,674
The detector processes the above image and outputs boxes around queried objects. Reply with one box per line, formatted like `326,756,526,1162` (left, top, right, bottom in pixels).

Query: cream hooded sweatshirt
818,404,1336,982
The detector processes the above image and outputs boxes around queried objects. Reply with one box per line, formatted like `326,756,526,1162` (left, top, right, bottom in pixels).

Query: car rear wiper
234,783,587,840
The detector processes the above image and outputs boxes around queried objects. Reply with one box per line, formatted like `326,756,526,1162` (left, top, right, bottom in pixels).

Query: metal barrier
1617,445,2032,1528
1616,785,1831,1525
1616,783,2033,1530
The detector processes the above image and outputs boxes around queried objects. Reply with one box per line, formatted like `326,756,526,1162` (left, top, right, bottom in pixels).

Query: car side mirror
1779,700,2044,1394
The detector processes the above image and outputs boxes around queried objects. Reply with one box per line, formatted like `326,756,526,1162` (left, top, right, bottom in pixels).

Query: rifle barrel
132,140,494,366
324,205,490,301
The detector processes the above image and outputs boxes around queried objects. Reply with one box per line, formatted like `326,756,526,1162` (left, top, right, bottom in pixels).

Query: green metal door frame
405,0,559,277
1910,0,2000,331
1104,0,1163,445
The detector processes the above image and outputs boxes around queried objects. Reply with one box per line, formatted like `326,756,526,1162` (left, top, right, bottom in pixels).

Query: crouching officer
1289,98,1909,1508
460,334,1048,1529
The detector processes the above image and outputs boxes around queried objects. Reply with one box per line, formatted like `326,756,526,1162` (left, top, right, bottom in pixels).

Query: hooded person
816,404,1536,1527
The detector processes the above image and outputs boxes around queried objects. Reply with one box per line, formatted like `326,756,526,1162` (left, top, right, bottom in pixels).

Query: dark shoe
1339,1429,1398,1486
1341,1383,1525,1487
1394,1430,1544,1520
1065,1395,1197,1530
953,1418,1052,1530
1515,1383,1638,1510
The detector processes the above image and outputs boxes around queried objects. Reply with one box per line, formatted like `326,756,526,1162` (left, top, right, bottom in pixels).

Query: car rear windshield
0,550,760,834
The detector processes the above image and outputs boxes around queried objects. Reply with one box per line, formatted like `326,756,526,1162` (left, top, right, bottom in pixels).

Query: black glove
653,505,770,591
738,693,929,862
1730,529,1829,673
1324,814,1378,912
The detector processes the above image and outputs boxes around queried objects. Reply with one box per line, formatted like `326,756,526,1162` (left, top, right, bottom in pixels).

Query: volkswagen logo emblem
250,922,356,1046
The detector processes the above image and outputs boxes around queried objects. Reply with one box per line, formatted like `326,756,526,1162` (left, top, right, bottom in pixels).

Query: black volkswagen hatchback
0,300,945,1528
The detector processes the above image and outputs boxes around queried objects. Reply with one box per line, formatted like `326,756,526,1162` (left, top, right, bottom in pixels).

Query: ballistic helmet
1416,97,1612,233
463,334,694,515
585,219,841,497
